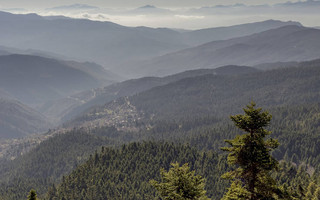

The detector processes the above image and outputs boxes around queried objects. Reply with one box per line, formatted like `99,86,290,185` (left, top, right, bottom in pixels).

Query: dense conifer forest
2,101,320,199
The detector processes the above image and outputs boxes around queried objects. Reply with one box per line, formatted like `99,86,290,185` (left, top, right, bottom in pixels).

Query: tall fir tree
221,102,281,200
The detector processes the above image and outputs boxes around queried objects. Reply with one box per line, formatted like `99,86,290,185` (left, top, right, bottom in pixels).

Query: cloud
81,13,109,20
174,15,205,19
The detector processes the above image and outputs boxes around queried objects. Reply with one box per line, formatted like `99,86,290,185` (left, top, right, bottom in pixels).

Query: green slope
47,142,228,200
0,128,116,200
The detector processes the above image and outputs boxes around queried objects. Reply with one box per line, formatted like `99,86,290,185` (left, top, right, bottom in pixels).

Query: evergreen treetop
221,102,281,200
150,162,209,200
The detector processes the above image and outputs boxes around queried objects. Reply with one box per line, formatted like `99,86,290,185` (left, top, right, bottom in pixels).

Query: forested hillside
23,59,319,200
0,98,51,139
46,65,258,124
46,140,317,200
0,129,116,200
46,142,227,200
70,59,320,127
3,99,320,199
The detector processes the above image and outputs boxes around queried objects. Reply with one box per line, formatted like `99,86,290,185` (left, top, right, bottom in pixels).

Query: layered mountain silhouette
181,19,302,46
126,25,320,77
0,11,186,68
0,54,117,107
0,11,300,75
0,45,69,60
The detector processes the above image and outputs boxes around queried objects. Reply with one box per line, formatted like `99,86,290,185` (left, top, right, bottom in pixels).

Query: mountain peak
0,11,43,21
260,19,302,27
139,5,157,9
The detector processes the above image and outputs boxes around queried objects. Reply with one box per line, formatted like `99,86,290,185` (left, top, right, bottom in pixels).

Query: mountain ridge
42,65,258,124
0,54,117,107
0,11,302,77
66,59,320,129
124,25,320,77
0,98,51,139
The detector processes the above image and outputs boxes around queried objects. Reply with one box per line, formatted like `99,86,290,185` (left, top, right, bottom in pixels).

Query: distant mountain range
125,25,320,77
0,54,117,107
276,0,320,7
0,11,301,77
0,45,70,60
181,20,302,46
189,0,320,14
0,11,187,68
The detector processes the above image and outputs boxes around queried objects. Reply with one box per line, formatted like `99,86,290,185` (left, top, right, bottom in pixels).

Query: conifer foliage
221,102,280,200
150,162,209,200
27,189,37,200
46,142,226,200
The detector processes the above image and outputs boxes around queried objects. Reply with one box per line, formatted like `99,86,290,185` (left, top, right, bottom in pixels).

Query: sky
0,0,320,29
0,0,295,8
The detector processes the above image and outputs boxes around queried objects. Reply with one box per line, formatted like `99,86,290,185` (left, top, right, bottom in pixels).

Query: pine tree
27,189,37,200
150,162,210,200
221,102,281,200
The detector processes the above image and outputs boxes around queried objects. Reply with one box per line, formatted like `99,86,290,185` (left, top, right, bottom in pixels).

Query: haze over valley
1,1,320,199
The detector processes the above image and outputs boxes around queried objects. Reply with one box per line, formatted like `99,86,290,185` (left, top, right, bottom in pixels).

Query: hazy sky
0,0,319,29
0,0,298,9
